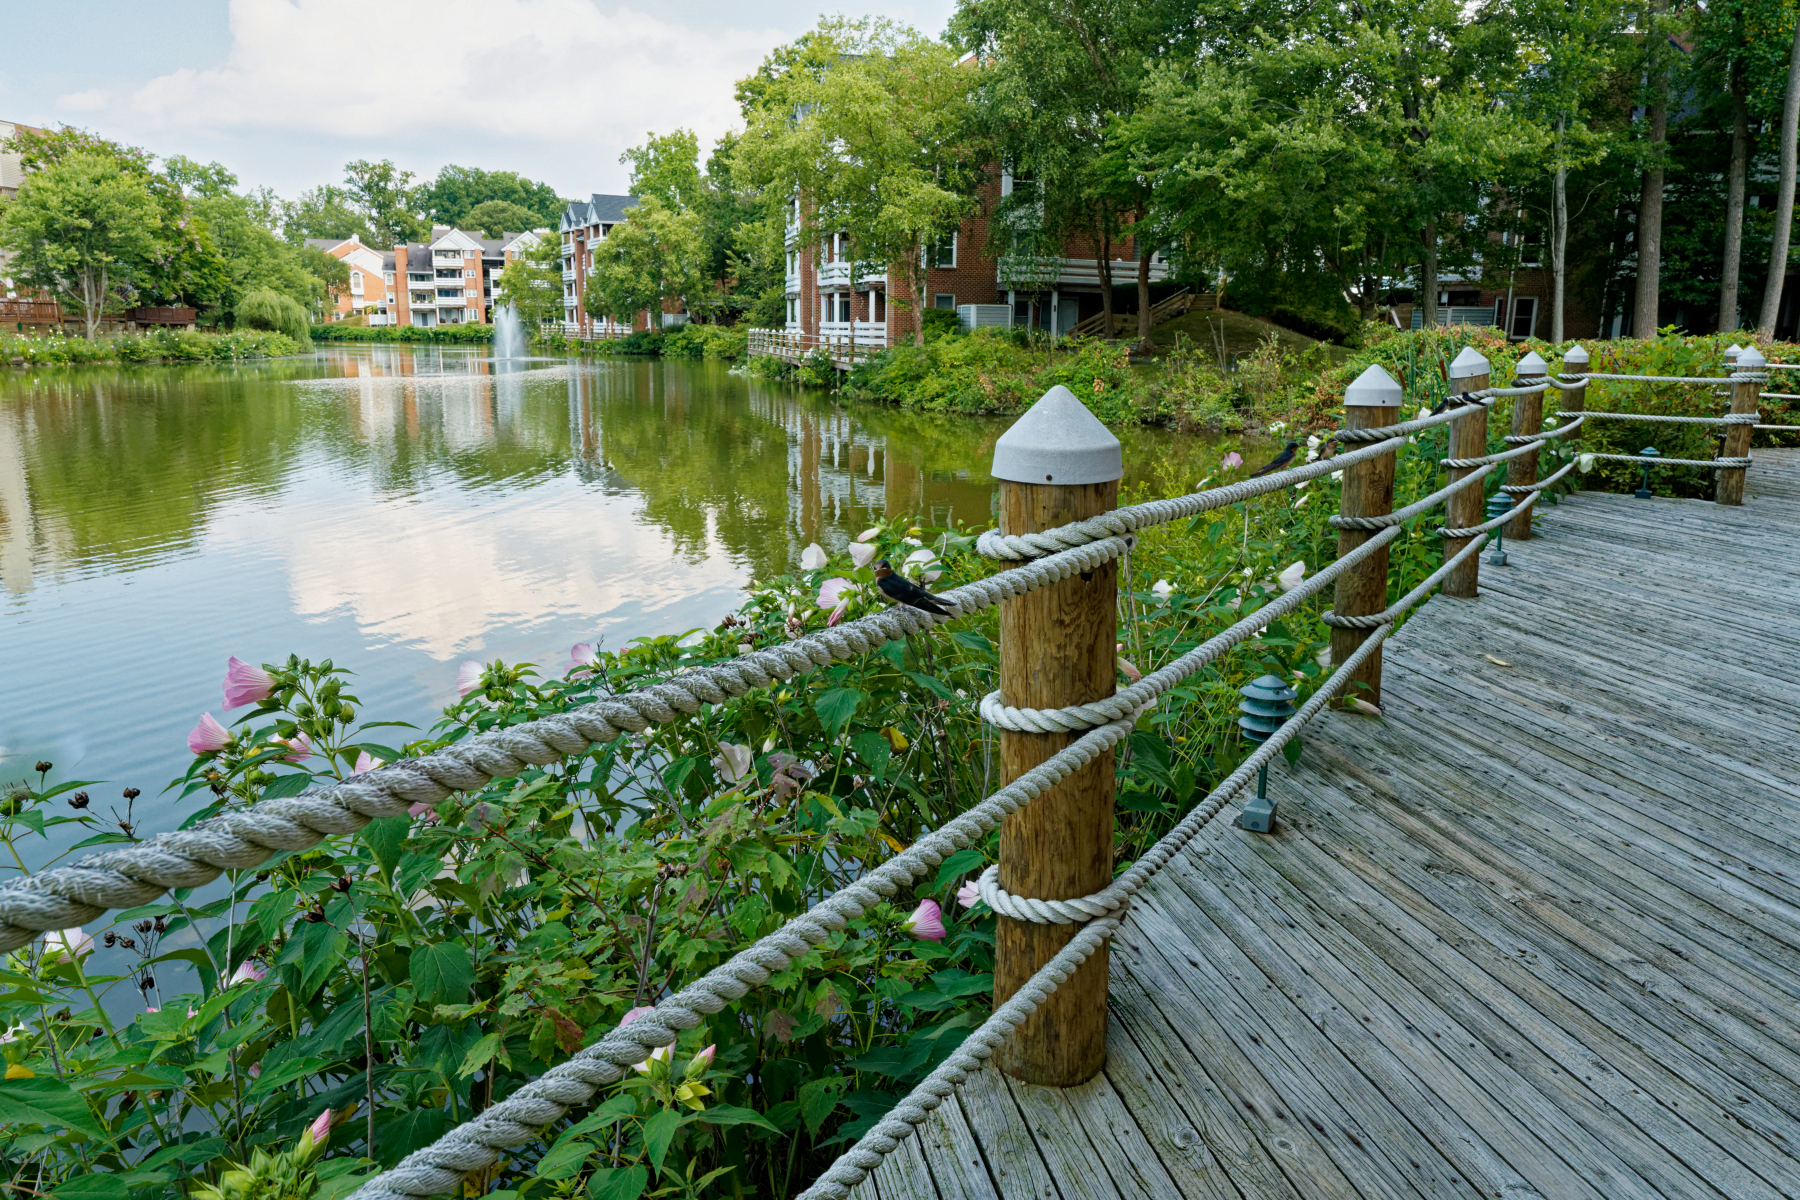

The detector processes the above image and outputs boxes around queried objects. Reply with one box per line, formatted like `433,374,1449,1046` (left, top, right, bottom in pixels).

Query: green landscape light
1636,446,1660,498
1485,491,1513,566
1235,674,1297,834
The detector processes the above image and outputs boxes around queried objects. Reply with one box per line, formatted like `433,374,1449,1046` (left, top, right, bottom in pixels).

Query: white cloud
91,0,787,194
55,89,111,113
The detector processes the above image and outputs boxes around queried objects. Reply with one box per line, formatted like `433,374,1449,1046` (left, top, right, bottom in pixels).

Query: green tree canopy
415,165,566,227
582,199,711,328
463,199,546,238
0,150,161,338
495,235,565,330
344,158,426,246
282,185,374,244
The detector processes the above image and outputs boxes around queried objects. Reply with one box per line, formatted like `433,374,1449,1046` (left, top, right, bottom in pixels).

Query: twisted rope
1329,463,1494,530
1522,375,1591,391
348,521,1405,1200
0,539,1130,953
798,624,1394,1200
974,435,1403,560
1438,414,1586,469
1565,371,1763,385
1560,410,1758,426
1498,459,1580,497
1320,514,1493,628
976,692,1154,735
1579,453,1752,469
1759,393,1800,401
1333,392,1495,444
1438,484,1551,539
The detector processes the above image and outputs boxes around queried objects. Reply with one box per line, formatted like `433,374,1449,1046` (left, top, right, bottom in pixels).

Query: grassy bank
533,324,749,360
3,328,303,366
310,323,494,345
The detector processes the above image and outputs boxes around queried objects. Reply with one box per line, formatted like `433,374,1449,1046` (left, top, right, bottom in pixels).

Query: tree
236,286,313,348
1631,0,1674,336
0,151,160,338
343,159,425,246
582,199,710,329
298,244,352,318
1498,0,1624,341
624,130,706,210
1757,15,1800,338
464,200,545,238
736,18,984,346
282,185,373,244
494,235,565,331
414,165,566,228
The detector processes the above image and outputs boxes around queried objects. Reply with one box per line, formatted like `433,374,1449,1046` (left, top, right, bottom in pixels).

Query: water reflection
0,349,1225,843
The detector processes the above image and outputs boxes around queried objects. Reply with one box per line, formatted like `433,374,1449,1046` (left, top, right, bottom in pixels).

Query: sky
1,0,959,204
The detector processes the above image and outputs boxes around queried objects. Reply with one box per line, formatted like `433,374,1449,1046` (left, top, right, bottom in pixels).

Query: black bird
1247,441,1299,478
1428,396,1453,416
874,560,954,616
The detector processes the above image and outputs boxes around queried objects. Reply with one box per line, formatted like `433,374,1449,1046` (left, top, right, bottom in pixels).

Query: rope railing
6,346,1757,1200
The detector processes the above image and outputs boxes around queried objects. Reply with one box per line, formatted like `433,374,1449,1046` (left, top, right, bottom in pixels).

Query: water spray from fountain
494,304,527,361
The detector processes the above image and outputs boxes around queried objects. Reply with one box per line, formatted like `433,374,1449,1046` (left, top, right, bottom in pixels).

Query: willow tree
734,18,984,346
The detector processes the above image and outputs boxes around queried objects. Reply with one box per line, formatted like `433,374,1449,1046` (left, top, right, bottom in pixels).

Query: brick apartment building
308,226,545,328
783,171,1172,347
557,193,681,336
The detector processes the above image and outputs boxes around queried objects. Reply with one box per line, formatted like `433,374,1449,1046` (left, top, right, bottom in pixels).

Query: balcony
562,268,576,283
409,295,437,307
560,242,575,258
816,262,886,289
996,255,1170,289
436,290,463,301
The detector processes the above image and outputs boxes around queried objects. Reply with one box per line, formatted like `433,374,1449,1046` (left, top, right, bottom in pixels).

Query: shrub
310,324,495,345
662,324,748,360
1,328,300,365
919,308,961,342
237,288,314,350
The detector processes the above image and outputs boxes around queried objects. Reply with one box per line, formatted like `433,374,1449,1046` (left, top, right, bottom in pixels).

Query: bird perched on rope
873,560,953,616
1247,441,1299,478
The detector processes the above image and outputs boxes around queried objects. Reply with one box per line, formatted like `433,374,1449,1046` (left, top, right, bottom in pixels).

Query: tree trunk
84,266,105,341
1420,218,1439,328
1135,242,1154,349
1757,19,1800,339
914,251,928,348
1632,18,1669,339
1551,118,1569,343
1094,220,1115,338
1719,79,1750,333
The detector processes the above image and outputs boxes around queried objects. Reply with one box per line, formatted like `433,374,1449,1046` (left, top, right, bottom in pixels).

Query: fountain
493,304,527,361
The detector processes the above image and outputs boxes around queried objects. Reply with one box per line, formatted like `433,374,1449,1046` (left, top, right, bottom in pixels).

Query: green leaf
457,1031,505,1078
247,1055,329,1096
0,1076,108,1140
848,731,891,774
262,772,314,799
558,1095,639,1141
694,1105,778,1132
141,1138,230,1169
374,1107,451,1168
931,848,984,892
642,1108,681,1177
533,1136,597,1180
796,1077,843,1135
813,687,865,735
362,815,410,876
895,990,958,1012
410,941,474,1005
50,1178,131,1200
1282,736,1304,767
587,1165,648,1200
394,851,442,898
906,672,955,701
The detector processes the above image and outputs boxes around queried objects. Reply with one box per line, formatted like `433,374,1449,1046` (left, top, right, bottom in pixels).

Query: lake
1,347,1240,849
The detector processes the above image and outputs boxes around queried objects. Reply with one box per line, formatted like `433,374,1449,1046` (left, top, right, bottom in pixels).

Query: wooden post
989,384,1121,1087
1560,345,1589,449
1443,347,1492,599
1716,345,1763,506
1330,365,1403,709
1506,350,1549,541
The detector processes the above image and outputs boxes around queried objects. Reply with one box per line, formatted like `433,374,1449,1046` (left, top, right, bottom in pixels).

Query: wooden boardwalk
862,450,1800,1200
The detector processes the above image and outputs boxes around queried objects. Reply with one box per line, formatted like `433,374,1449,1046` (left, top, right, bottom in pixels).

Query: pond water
1,347,1242,847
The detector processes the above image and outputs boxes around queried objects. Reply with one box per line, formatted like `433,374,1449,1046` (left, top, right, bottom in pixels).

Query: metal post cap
1562,344,1590,368
1725,344,1743,362
990,384,1123,485
1736,346,1767,370
1344,364,1403,407
1515,350,1549,376
1639,446,1660,457
1448,347,1490,380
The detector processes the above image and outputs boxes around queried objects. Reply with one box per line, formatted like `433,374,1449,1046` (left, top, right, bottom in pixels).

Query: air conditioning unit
957,304,1010,332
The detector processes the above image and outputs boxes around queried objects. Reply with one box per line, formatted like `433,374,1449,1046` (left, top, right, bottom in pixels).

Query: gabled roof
303,236,351,252
559,194,637,232
429,227,483,252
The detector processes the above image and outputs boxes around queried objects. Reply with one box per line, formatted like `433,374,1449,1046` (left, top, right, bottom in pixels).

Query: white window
350,272,364,293
383,271,394,284
385,293,394,304
837,295,852,322
933,293,956,309
932,234,957,269
464,249,476,259
467,308,478,320
1509,296,1538,340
